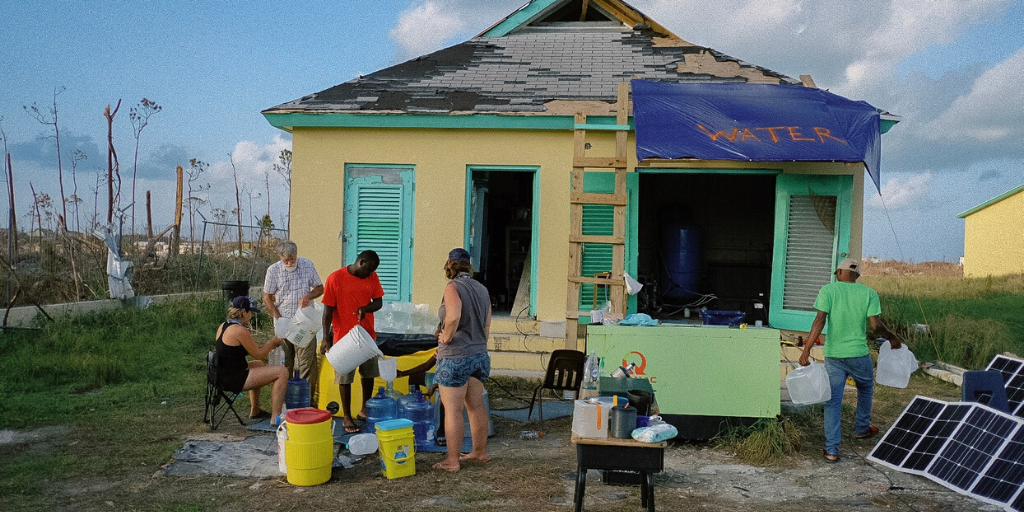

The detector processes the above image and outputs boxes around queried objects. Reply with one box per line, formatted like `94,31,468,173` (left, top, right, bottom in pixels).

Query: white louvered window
781,194,836,311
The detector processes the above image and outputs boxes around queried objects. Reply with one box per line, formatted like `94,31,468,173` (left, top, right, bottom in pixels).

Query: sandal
823,450,839,463
854,426,879,439
249,410,271,420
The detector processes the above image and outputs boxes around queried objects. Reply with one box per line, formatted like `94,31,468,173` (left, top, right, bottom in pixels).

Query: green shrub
905,313,1014,370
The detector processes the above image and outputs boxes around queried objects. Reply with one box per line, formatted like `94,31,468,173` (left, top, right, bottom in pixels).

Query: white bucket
786,361,831,405
276,422,288,475
379,357,398,383
326,325,383,375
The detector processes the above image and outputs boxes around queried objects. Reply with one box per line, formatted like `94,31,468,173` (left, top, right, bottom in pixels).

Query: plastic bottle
268,346,285,366
582,351,599,390
285,370,310,409
364,386,397,434
599,357,606,378
611,363,635,379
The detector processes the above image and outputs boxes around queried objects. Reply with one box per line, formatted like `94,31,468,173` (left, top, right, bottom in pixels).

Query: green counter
585,324,780,425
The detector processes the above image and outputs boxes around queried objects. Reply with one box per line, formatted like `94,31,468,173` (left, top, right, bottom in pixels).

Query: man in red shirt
320,250,384,433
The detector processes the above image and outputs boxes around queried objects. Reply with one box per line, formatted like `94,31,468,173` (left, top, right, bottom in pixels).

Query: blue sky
1,0,1022,262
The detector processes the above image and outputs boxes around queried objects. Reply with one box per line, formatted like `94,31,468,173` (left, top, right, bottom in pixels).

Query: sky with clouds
1,0,1022,262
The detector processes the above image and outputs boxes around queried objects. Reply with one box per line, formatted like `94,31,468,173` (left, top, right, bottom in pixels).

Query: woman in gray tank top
433,248,492,472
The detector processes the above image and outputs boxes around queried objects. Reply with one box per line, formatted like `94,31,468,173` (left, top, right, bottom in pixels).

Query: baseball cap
448,247,471,263
835,258,860,274
231,295,261,313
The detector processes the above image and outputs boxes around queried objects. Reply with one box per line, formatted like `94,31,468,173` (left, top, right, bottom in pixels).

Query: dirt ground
7,411,997,512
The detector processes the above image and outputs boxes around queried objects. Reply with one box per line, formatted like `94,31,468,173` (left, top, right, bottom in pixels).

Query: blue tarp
631,80,882,192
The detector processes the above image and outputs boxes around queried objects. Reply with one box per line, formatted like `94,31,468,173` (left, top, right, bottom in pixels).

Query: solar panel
987,355,1024,417
972,425,1024,506
927,406,1018,494
868,396,945,469
869,397,1024,511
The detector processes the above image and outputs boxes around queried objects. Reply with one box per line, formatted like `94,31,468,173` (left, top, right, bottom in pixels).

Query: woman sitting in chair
216,296,289,425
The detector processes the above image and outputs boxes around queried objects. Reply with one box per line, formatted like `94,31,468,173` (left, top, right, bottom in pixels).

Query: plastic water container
286,370,311,410
571,399,611,438
786,361,831,405
399,388,435,449
268,346,285,366
876,340,918,388
346,433,379,455
379,357,398,383
283,408,333,486
365,387,397,434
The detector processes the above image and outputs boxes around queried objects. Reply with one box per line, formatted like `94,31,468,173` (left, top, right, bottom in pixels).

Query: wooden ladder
565,82,630,350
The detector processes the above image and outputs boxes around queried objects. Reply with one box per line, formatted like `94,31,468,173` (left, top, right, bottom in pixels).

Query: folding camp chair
204,350,246,429
528,349,585,430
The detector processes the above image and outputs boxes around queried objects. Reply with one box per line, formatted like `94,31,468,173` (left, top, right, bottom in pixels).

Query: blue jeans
823,355,874,454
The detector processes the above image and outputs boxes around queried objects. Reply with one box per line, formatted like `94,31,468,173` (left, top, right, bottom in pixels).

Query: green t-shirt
813,281,881,358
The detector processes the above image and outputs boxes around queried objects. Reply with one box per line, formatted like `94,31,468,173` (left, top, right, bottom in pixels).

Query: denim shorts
434,352,490,387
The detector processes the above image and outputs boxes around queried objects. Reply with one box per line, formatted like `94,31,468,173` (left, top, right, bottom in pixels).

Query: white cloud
922,47,1024,143
390,1,468,61
868,172,932,210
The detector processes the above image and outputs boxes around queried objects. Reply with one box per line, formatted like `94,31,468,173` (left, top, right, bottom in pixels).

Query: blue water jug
285,370,310,409
365,386,397,434
400,388,435,449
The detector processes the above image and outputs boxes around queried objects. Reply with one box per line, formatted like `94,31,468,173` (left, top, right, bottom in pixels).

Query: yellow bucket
284,408,333,486
375,418,416,479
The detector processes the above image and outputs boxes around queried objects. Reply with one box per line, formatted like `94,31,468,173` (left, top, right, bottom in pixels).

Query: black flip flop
249,411,271,420
823,450,839,463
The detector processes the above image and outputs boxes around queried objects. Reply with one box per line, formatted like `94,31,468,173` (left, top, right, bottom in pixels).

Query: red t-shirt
321,267,384,341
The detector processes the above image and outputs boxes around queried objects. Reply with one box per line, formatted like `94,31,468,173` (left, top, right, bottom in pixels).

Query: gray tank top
437,273,490,359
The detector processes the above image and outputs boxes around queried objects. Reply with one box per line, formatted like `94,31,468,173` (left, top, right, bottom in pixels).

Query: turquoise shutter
769,174,852,330
344,167,415,302
579,172,617,309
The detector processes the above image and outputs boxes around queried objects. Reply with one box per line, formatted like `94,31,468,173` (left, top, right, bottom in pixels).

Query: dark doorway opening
635,173,776,324
469,171,534,315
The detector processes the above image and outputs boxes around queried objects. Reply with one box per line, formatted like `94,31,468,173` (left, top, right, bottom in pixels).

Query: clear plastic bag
631,416,677,443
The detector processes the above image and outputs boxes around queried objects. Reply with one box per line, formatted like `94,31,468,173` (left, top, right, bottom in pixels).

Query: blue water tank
660,222,700,300
285,370,310,410
365,387,397,434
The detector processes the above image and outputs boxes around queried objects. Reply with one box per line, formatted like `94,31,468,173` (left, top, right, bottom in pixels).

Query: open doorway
468,169,535,315
635,173,776,324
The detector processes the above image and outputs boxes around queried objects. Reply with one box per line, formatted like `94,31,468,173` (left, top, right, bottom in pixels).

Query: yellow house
262,0,898,375
958,184,1024,277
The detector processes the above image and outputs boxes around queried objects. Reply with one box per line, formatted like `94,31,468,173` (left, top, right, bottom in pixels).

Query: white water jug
786,361,831,405
876,340,918,388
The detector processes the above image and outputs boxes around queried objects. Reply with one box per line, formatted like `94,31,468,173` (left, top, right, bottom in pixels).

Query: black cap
231,295,260,313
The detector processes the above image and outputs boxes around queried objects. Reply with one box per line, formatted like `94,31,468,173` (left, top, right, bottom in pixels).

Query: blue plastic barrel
659,221,700,300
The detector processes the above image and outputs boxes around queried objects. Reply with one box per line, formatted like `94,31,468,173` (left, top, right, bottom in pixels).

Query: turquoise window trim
573,123,633,131
768,174,853,331
465,165,541,318
343,163,416,303
479,0,561,37
264,112,628,131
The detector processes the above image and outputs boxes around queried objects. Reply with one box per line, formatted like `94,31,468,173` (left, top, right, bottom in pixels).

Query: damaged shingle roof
264,26,800,115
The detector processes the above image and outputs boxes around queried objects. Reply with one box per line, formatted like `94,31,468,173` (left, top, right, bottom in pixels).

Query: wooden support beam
573,156,627,168
570,192,627,206
569,234,625,245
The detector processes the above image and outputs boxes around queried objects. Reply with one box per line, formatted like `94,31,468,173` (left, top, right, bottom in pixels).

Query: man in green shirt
799,258,900,463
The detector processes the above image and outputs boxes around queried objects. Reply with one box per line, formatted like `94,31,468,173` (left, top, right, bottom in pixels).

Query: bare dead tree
273,148,291,234
68,149,86,234
103,100,122,225
185,159,209,250
129,98,161,236
0,119,16,256
24,87,69,231
229,152,243,255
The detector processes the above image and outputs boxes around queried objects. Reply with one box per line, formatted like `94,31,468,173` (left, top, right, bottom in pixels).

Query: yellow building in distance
958,184,1024,277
